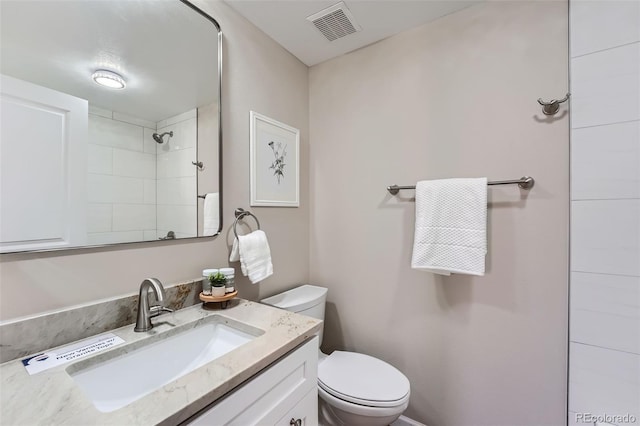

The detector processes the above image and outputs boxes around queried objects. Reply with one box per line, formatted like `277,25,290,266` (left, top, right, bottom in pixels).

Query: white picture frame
250,111,300,207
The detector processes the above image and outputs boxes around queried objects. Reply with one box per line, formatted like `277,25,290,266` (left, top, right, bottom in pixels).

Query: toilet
261,285,410,426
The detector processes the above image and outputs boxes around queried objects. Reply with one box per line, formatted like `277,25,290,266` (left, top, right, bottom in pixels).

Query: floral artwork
268,141,287,184
250,111,299,207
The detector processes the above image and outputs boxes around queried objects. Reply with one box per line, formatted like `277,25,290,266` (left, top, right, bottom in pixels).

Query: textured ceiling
224,0,478,66
0,1,219,122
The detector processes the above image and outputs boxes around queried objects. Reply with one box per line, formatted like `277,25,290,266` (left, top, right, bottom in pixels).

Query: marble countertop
0,299,322,425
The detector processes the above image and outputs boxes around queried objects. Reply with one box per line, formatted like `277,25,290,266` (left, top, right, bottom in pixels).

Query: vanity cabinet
184,337,318,426
275,389,317,426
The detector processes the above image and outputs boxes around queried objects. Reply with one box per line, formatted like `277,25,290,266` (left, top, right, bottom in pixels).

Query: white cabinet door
0,74,87,252
276,388,318,426
185,337,318,426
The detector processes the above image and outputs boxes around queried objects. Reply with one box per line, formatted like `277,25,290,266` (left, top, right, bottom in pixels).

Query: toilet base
318,395,405,426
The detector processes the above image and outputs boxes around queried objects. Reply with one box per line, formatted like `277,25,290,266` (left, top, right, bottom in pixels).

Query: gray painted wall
308,2,569,425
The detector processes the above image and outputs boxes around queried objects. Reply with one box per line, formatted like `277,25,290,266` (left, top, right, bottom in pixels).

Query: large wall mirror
0,0,222,253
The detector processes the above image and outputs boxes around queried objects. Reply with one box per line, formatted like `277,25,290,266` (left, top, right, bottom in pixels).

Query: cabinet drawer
185,337,318,426
276,388,318,426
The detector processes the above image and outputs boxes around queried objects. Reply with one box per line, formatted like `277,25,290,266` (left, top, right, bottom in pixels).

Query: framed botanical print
250,111,300,207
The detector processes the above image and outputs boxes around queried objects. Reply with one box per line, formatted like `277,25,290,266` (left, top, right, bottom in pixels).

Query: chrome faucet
134,278,174,332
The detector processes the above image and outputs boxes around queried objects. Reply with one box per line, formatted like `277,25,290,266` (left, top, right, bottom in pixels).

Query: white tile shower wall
571,199,640,276
569,343,640,421
571,43,640,129
571,121,640,200
155,109,197,238
157,205,196,237
87,108,157,244
569,0,640,421
571,272,640,354
570,0,639,57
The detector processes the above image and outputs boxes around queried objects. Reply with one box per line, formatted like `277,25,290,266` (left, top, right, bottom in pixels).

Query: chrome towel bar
387,176,535,195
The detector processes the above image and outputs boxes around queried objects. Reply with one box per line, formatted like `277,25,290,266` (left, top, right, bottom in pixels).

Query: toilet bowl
261,285,410,426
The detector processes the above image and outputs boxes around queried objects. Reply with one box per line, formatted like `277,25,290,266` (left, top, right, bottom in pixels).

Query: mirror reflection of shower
153,131,173,144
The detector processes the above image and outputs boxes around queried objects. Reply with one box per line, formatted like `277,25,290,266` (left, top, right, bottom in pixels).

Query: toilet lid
318,351,410,407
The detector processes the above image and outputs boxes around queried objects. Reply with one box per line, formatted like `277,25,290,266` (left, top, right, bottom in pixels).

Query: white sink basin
67,316,262,413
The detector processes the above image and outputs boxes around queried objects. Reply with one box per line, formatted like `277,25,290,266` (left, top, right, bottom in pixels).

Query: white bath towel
229,230,273,284
202,193,219,236
411,178,488,276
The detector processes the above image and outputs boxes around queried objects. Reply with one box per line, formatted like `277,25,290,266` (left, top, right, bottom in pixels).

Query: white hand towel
234,230,273,284
229,237,250,277
229,238,240,262
411,178,487,276
229,237,249,278
203,193,219,236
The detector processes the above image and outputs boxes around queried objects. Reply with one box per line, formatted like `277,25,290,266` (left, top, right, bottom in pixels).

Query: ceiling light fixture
92,70,126,89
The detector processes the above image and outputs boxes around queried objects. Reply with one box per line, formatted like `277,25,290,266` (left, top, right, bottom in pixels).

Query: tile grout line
571,270,640,279
571,118,640,131
571,40,640,60
571,118,640,132
569,340,640,357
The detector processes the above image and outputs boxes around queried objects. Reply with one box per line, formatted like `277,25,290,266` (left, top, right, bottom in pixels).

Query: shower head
153,131,173,144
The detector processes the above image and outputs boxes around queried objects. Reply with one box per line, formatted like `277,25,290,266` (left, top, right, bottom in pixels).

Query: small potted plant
209,272,227,297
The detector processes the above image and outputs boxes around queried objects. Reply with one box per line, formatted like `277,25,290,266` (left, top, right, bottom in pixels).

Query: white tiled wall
571,121,639,200
569,343,640,421
87,106,157,244
155,109,197,239
87,106,199,243
569,1,640,423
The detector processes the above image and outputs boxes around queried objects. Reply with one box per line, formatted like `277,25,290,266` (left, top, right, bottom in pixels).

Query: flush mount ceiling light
92,70,126,89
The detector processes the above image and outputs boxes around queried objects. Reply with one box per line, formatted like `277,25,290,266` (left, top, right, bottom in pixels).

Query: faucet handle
149,305,174,317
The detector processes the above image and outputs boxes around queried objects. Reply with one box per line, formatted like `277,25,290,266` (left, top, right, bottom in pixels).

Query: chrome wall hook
192,161,204,170
537,93,570,115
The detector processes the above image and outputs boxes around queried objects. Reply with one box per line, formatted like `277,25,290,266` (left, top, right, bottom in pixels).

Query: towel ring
233,208,261,239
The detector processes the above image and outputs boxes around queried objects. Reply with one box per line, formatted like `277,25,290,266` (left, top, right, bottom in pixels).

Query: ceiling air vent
306,2,362,42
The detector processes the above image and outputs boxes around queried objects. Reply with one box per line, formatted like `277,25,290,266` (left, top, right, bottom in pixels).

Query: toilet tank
261,285,327,344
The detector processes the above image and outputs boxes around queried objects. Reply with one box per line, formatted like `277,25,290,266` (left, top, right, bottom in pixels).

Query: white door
0,74,88,252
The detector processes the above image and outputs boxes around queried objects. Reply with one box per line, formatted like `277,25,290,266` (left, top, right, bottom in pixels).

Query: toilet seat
318,385,410,419
318,351,410,408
